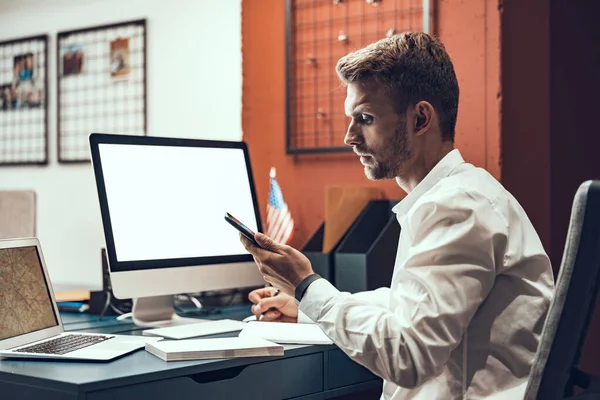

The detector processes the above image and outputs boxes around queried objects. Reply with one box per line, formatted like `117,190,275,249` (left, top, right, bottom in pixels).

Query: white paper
239,321,333,345
143,319,246,340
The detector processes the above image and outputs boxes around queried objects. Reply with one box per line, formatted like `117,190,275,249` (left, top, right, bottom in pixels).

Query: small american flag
266,167,294,245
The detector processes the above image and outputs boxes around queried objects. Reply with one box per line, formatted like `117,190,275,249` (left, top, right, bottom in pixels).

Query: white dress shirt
299,149,555,400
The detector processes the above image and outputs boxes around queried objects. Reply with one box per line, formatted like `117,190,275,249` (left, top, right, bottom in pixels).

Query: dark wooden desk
0,307,382,400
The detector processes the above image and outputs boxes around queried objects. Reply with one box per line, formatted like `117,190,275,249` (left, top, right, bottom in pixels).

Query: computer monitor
89,133,265,327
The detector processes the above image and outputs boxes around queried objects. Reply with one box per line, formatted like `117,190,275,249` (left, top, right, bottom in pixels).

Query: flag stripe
271,206,289,239
273,212,291,243
279,220,294,244
271,210,287,243
267,204,275,221
280,215,294,244
266,175,294,245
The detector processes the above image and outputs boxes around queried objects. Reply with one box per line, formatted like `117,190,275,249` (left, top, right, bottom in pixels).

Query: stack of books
145,337,284,362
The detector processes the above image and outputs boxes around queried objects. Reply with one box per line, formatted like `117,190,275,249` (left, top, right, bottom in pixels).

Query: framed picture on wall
0,34,48,166
57,19,147,163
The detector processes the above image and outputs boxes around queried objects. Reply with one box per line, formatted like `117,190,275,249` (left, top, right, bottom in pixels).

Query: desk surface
0,307,381,399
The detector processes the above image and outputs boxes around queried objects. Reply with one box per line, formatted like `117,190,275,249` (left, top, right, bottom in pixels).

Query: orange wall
242,0,500,248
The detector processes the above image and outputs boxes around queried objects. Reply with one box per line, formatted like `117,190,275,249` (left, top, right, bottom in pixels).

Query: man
241,32,554,399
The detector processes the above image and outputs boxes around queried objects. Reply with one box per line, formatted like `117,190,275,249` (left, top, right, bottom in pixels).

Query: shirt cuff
297,310,314,324
299,278,340,322
295,273,322,302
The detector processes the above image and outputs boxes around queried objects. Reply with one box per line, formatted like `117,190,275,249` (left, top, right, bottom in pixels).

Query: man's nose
344,121,362,147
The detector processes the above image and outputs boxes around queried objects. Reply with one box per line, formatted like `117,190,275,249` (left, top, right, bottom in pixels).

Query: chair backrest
525,180,600,399
0,190,36,239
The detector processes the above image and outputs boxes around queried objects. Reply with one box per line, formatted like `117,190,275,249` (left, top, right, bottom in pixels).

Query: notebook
239,321,333,345
142,319,246,340
145,337,283,361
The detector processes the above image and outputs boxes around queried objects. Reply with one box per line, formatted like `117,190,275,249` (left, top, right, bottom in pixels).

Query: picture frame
57,19,147,163
0,34,48,166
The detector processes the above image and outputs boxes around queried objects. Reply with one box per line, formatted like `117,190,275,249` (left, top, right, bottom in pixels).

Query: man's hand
240,232,314,296
248,287,298,322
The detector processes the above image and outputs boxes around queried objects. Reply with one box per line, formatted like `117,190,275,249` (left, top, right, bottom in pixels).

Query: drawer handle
189,365,247,384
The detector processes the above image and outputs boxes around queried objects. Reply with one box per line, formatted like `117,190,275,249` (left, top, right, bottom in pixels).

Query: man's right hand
248,287,298,323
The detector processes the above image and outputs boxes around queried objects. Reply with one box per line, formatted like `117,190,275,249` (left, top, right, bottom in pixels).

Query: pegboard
0,35,48,166
286,0,430,154
57,19,146,163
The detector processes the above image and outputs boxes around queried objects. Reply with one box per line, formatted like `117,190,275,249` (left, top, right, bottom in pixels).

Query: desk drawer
88,353,323,400
327,349,379,389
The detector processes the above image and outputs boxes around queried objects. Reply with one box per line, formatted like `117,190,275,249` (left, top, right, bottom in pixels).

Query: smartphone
224,212,260,246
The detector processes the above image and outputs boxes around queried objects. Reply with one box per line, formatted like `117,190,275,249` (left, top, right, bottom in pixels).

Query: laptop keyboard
14,334,115,355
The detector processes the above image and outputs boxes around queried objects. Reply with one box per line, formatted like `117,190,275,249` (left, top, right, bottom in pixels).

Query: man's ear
414,101,434,135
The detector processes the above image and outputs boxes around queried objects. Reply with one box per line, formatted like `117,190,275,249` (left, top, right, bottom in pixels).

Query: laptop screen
0,246,58,340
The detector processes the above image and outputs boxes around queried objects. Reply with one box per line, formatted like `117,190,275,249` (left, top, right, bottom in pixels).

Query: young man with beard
241,32,554,399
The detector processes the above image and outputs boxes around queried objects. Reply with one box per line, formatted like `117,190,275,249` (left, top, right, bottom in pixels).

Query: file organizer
302,222,343,284
334,200,400,293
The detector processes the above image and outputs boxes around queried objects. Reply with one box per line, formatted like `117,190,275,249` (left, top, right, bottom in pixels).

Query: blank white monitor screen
97,142,259,264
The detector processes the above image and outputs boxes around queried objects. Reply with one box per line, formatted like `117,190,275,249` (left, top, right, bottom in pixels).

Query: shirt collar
392,149,465,218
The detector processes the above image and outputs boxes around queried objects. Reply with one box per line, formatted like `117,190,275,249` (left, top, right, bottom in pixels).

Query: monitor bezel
89,133,264,273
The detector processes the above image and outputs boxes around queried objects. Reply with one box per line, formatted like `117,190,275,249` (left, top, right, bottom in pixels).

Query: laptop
0,238,160,361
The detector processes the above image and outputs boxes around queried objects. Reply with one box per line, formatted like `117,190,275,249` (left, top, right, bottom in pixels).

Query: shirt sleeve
297,285,391,323
299,188,504,389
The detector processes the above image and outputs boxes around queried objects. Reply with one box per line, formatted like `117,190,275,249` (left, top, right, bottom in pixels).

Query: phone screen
224,213,259,245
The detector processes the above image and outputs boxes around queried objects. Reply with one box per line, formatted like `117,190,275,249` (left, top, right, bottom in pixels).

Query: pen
259,288,280,319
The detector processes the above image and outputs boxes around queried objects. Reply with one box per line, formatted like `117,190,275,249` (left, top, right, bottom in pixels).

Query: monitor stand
131,296,204,328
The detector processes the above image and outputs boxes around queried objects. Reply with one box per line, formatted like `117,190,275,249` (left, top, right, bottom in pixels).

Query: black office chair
525,180,600,399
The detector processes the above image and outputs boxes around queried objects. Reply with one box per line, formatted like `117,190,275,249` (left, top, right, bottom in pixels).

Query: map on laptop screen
0,246,58,340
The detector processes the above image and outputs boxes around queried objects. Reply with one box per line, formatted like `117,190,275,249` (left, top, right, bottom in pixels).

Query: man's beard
363,125,412,180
